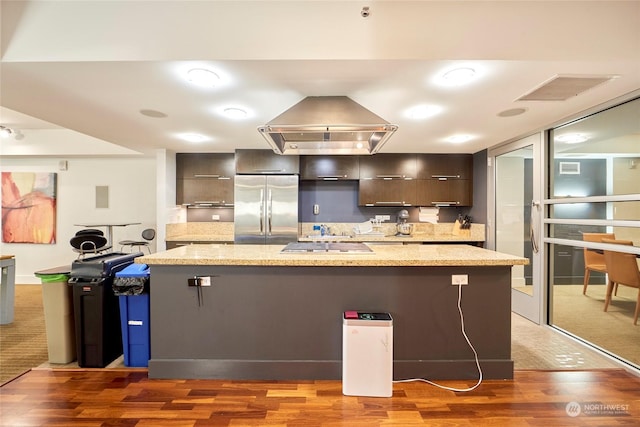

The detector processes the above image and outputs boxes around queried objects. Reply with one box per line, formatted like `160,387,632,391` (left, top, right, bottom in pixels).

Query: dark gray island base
148,262,514,381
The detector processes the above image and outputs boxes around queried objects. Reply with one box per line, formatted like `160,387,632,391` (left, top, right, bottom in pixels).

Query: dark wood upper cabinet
235,149,299,174
177,153,235,178
358,179,417,207
176,153,235,206
358,154,417,179
416,179,472,207
417,154,473,179
300,156,359,180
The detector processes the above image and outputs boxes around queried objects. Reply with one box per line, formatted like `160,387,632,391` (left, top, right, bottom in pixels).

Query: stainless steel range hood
258,96,397,155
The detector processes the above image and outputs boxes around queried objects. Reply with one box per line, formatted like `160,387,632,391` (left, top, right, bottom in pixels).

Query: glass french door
488,133,544,323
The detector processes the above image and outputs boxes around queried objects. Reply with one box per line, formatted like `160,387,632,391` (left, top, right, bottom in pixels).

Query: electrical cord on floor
393,282,483,392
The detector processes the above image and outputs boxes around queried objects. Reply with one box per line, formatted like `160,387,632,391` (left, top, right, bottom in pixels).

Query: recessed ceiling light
179,133,209,143
555,133,588,144
186,68,220,87
139,109,167,118
223,107,248,119
497,108,527,117
406,105,442,120
446,134,473,143
440,67,476,86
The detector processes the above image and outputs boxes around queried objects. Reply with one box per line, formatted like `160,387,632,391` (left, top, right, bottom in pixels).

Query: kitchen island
137,244,526,381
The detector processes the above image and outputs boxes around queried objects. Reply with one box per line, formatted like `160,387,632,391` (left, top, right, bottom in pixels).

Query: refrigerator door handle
259,188,265,235
267,188,273,235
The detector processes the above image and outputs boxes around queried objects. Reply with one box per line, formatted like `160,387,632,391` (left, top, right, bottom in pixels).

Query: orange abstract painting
1,172,57,244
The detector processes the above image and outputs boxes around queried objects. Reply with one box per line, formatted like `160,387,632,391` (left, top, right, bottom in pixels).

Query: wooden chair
582,233,615,295
601,238,639,325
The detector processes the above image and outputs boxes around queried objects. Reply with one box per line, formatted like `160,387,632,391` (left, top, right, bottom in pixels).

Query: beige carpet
0,285,48,384
551,284,640,366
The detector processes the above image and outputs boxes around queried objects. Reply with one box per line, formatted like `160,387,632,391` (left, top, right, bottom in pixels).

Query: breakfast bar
137,244,527,381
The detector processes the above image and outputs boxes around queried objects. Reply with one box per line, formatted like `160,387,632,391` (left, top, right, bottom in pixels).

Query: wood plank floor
1,368,639,426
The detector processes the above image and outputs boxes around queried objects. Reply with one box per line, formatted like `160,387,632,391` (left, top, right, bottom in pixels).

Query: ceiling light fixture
179,133,209,143
440,67,476,86
555,133,588,144
0,126,14,138
223,107,248,119
446,134,473,144
186,68,220,87
406,105,442,120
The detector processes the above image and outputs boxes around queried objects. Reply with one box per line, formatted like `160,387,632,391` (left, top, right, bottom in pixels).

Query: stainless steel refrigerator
234,175,299,244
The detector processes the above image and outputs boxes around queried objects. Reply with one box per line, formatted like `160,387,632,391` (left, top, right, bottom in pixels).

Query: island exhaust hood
258,96,398,155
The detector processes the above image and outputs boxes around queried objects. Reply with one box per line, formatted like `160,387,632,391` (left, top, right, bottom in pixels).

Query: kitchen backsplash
167,221,485,241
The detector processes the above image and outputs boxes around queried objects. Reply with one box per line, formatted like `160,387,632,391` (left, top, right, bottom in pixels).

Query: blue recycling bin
114,263,150,367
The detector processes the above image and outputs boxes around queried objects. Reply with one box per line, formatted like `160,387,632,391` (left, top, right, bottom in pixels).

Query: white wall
1,156,157,283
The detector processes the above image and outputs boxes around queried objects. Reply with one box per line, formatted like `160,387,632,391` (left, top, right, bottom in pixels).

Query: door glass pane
495,146,534,295
548,97,640,369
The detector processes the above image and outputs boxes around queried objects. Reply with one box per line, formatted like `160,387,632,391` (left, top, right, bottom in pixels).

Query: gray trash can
35,266,75,364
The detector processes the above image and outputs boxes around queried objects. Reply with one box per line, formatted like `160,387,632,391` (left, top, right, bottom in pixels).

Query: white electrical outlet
451,274,469,285
375,215,390,222
211,214,220,221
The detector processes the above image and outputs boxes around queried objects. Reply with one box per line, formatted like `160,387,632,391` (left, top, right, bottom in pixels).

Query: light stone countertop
137,243,527,267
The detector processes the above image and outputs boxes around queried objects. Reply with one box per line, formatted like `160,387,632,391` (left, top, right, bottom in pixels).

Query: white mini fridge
342,311,393,397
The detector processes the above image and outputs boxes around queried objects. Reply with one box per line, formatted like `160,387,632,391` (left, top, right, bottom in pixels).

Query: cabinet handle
376,175,404,179
318,175,346,179
375,201,404,205
431,201,460,206
192,175,231,180
254,169,285,173
432,175,461,180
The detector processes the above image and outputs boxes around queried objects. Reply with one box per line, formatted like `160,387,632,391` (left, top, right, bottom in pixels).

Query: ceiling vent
517,74,617,101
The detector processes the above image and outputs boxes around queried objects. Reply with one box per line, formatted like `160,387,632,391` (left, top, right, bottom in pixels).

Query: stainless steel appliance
234,175,298,244
258,96,398,155
396,209,413,236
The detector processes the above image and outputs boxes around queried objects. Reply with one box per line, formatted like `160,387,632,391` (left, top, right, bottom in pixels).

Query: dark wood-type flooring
1,368,639,426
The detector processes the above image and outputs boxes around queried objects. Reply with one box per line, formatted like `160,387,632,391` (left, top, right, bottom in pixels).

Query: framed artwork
1,172,57,244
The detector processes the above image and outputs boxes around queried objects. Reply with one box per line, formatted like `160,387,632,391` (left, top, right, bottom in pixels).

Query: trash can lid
115,263,149,278
35,273,70,283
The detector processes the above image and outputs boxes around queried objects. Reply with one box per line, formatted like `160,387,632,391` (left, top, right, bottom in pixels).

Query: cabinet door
300,156,359,180
235,149,300,174
177,153,235,178
177,178,234,206
416,179,471,207
358,179,417,206
359,154,417,179
417,154,472,179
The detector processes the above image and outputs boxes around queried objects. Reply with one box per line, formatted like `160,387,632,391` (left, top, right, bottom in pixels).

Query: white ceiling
1,0,639,157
